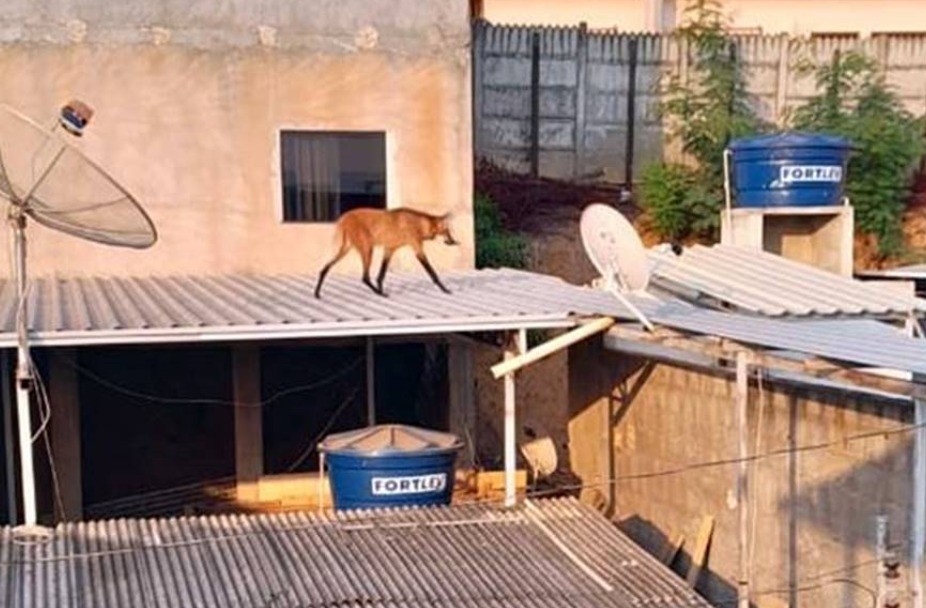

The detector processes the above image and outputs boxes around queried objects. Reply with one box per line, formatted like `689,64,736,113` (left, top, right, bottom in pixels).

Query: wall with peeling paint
0,0,473,277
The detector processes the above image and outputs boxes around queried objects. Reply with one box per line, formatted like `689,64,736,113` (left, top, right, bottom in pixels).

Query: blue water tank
319,424,462,510
728,132,852,208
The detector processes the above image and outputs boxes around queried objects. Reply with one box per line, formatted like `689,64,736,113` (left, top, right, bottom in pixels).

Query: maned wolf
314,208,458,298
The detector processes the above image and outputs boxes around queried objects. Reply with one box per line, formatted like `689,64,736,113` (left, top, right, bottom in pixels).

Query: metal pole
913,398,926,608
735,351,750,608
530,31,541,178
366,337,375,426
11,216,36,526
1,350,16,524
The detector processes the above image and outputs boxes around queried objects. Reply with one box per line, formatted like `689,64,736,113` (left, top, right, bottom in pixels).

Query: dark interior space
262,341,450,474
78,346,235,507
260,343,366,474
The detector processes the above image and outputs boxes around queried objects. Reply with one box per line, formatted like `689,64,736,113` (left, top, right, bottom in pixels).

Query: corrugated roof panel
650,244,926,317
0,498,711,608
640,303,926,375
0,269,632,346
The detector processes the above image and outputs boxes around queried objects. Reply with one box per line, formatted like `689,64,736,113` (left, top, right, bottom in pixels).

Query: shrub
791,51,926,256
474,193,529,269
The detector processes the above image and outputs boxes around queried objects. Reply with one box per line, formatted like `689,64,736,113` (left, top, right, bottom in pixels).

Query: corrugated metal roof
0,497,710,608
628,297,926,375
0,269,631,346
649,244,926,317
857,263,926,279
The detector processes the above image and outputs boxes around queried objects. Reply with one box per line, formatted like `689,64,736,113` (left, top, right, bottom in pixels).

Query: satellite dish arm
604,276,655,332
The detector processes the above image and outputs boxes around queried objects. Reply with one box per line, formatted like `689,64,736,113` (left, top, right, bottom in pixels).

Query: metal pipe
736,351,750,608
11,216,36,526
723,149,734,244
913,398,926,608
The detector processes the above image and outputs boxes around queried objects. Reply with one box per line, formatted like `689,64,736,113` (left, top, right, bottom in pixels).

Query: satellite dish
0,104,157,248
580,203,654,331
0,102,156,532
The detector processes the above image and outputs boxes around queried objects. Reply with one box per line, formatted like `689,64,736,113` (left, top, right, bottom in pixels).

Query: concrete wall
474,25,926,183
0,0,474,277
481,0,926,36
568,340,917,607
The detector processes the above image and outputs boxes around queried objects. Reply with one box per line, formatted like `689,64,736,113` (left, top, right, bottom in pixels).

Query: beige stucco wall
567,341,918,607
0,0,473,278
482,0,926,36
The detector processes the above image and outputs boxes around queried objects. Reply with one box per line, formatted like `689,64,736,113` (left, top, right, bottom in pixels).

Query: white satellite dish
0,102,156,532
580,203,654,331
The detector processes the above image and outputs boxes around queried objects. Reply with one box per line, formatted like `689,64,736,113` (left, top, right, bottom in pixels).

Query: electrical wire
58,353,363,408
284,388,359,473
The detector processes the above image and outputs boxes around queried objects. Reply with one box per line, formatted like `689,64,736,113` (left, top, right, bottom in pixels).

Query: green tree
791,51,926,256
640,0,766,240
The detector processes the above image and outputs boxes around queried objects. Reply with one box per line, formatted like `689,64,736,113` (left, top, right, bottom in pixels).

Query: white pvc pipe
13,221,36,526
503,330,527,508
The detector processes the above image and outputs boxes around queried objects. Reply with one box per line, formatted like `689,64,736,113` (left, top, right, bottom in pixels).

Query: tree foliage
474,193,529,269
640,0,766,240
790,51,926,256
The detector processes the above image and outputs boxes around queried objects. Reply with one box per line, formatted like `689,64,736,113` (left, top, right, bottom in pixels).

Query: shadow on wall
619,514,738,604
782,436,912,608
600,343,914,608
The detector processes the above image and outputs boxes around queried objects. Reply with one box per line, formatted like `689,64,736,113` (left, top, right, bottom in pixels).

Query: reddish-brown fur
314,208,457,298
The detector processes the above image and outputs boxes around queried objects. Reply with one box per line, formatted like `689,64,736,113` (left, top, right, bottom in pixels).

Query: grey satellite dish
580,203,654,331
0,102,156,533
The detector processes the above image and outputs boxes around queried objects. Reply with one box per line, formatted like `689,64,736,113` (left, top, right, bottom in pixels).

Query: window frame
271,126,397,225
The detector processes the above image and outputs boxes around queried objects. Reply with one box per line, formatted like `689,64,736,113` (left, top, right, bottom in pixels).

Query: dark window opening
280,131,386,223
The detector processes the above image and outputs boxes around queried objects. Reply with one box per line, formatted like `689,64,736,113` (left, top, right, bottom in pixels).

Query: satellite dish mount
0,102,156,531
580,203,655,332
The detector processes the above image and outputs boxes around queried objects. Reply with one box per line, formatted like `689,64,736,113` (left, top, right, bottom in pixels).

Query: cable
59,354,363,409
516,416,924,498
284,388,359,473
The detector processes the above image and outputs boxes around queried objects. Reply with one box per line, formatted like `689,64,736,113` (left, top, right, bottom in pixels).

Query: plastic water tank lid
319,424,462,456
728,132,851,151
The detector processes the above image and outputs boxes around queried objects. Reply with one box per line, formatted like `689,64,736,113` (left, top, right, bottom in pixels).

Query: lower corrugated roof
0,269,631,346
0,498,710,608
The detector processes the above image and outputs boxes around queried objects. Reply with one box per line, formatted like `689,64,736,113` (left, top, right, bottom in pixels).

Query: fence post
574,22,589,180
530,30,541,178
775,34,790,126
472,20,486,163
625,37,639,188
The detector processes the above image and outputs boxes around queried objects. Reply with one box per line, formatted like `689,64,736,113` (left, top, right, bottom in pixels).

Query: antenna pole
10,209,36,527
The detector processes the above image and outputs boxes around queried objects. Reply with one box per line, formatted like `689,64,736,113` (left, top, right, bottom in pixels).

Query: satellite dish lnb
580,203,654,331
59,100,94,137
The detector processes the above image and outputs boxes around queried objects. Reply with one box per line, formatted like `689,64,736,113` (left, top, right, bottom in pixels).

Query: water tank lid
728,132,851,151
319,424,462,457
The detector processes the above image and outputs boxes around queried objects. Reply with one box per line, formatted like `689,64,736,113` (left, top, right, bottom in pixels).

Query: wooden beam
233,345,262,503
492,317,615,379
49,348,81,521
658,533,685,566
686,515,715,588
